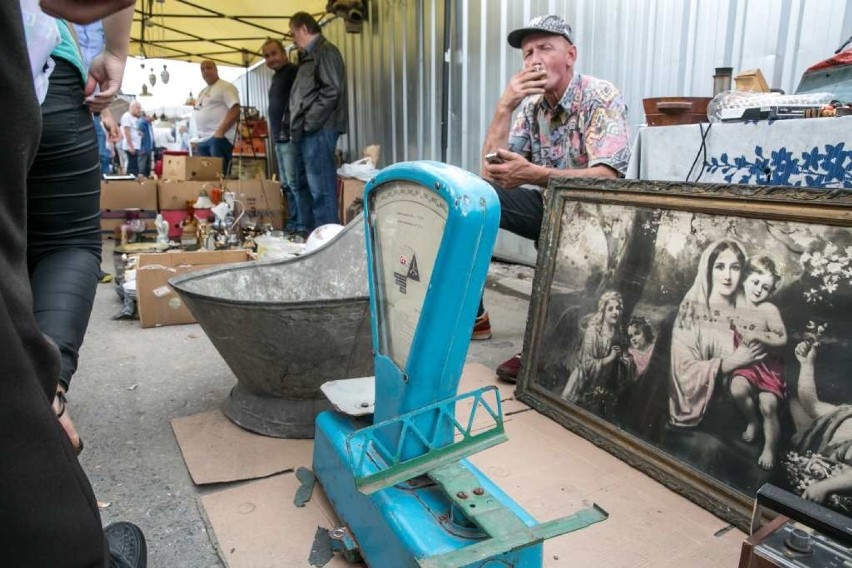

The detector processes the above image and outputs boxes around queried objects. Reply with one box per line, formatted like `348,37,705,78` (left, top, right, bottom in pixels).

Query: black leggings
27,57,102,391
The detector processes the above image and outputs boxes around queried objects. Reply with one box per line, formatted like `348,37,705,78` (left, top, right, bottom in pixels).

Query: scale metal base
313,385,607,567
316,412,545,567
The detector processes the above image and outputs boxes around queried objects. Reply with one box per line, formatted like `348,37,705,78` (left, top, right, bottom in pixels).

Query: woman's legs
30,249,100,387
27,57,102,391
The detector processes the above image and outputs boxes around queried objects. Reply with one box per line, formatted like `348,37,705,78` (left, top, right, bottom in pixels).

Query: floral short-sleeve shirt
508,73,631,180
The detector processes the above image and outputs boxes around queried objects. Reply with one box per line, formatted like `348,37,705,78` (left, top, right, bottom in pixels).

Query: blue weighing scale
313,161,607,567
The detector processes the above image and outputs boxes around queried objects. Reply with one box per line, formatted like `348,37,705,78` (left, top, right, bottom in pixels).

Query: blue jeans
93,115,110,174
300,128,340,228
137,150,151,177
274,140,311,233
124,150,139,175
196,136,233,176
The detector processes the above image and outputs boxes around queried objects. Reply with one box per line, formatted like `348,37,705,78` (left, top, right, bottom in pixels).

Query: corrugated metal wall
239,0,852,263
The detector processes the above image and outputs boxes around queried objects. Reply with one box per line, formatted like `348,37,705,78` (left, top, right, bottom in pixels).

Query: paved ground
69,241,534,567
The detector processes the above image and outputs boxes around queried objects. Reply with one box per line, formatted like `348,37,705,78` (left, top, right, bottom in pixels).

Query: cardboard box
100,179,158,211
338,177,366,224
157,180,219,210
158,179,285,229
734,69,770,92
231,158,268,181
136,250,252,328
230,179,286,230
162,155,222,181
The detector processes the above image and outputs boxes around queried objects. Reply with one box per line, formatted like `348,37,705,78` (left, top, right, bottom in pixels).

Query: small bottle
713,67,733,95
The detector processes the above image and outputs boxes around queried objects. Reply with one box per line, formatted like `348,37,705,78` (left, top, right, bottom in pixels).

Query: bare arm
803,468,852,504
122,125,134,153
84,5,133,111
480,67,545,178
794,342,836,419
101,108,120,140
484,154,619,189
214,104,241,138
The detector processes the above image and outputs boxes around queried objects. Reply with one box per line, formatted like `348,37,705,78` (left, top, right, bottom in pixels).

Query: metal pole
440,0,452,164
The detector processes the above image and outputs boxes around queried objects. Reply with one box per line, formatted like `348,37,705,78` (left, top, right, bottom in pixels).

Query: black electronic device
739,484,852,568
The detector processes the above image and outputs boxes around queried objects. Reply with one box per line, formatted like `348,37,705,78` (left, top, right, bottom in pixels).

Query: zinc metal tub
169,216,373,438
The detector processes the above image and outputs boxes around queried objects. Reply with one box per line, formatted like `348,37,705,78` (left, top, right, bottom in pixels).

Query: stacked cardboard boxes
100,178,158,239
161,155,222,181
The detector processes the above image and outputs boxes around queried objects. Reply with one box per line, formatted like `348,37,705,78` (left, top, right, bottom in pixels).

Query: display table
626,116,852,188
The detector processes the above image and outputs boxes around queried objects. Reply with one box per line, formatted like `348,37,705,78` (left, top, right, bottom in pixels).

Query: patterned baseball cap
507,15,574,48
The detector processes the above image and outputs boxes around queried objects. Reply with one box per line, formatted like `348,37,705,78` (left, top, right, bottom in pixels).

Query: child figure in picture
625,316,655,380
562,291,634,417
730,255,787,470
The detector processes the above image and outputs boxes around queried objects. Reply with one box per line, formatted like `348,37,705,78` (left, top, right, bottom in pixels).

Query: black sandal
54,390,67,418
54,391,84,455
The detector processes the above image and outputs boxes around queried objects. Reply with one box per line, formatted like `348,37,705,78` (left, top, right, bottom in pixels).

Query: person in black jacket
4,2,146,565
289,12,348,230
262,38,310,240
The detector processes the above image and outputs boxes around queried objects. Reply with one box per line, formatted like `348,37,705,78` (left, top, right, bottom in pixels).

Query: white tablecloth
626,116,852,188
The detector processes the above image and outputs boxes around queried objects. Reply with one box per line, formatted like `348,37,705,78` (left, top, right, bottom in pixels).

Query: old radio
739,484,852,568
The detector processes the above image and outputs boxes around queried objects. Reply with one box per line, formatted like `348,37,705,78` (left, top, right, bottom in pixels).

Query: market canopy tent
130,0,329,67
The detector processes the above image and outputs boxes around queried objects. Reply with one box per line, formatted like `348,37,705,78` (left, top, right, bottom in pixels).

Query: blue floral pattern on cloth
706,142,852,188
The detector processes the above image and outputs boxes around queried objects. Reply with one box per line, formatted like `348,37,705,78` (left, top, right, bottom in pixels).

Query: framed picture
515,178,852,530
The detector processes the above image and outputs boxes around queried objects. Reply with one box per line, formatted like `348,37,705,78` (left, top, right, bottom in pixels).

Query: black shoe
105,522,147,568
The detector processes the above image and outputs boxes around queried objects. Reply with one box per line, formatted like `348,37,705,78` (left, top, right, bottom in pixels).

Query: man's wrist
531,163,551,186
493,102,516,118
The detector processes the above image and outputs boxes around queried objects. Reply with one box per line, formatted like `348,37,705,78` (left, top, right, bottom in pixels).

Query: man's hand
39,0,134,24
84,50,126,112
482,148,542,189
497,67,547,111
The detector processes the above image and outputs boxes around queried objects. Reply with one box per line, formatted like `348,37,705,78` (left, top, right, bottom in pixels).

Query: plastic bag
337,157,379,182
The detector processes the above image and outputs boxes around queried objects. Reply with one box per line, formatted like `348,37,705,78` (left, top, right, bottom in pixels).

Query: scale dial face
369,181,448,369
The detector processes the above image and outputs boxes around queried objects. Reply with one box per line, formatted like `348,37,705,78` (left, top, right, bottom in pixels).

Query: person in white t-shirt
193,60,240,175
119,100,142,175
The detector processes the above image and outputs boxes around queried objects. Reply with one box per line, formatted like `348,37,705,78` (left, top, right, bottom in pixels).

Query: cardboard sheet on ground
200,472,354,568
171,409,312,485
468,410,745,567
455,363,528,435
199,406,743,567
